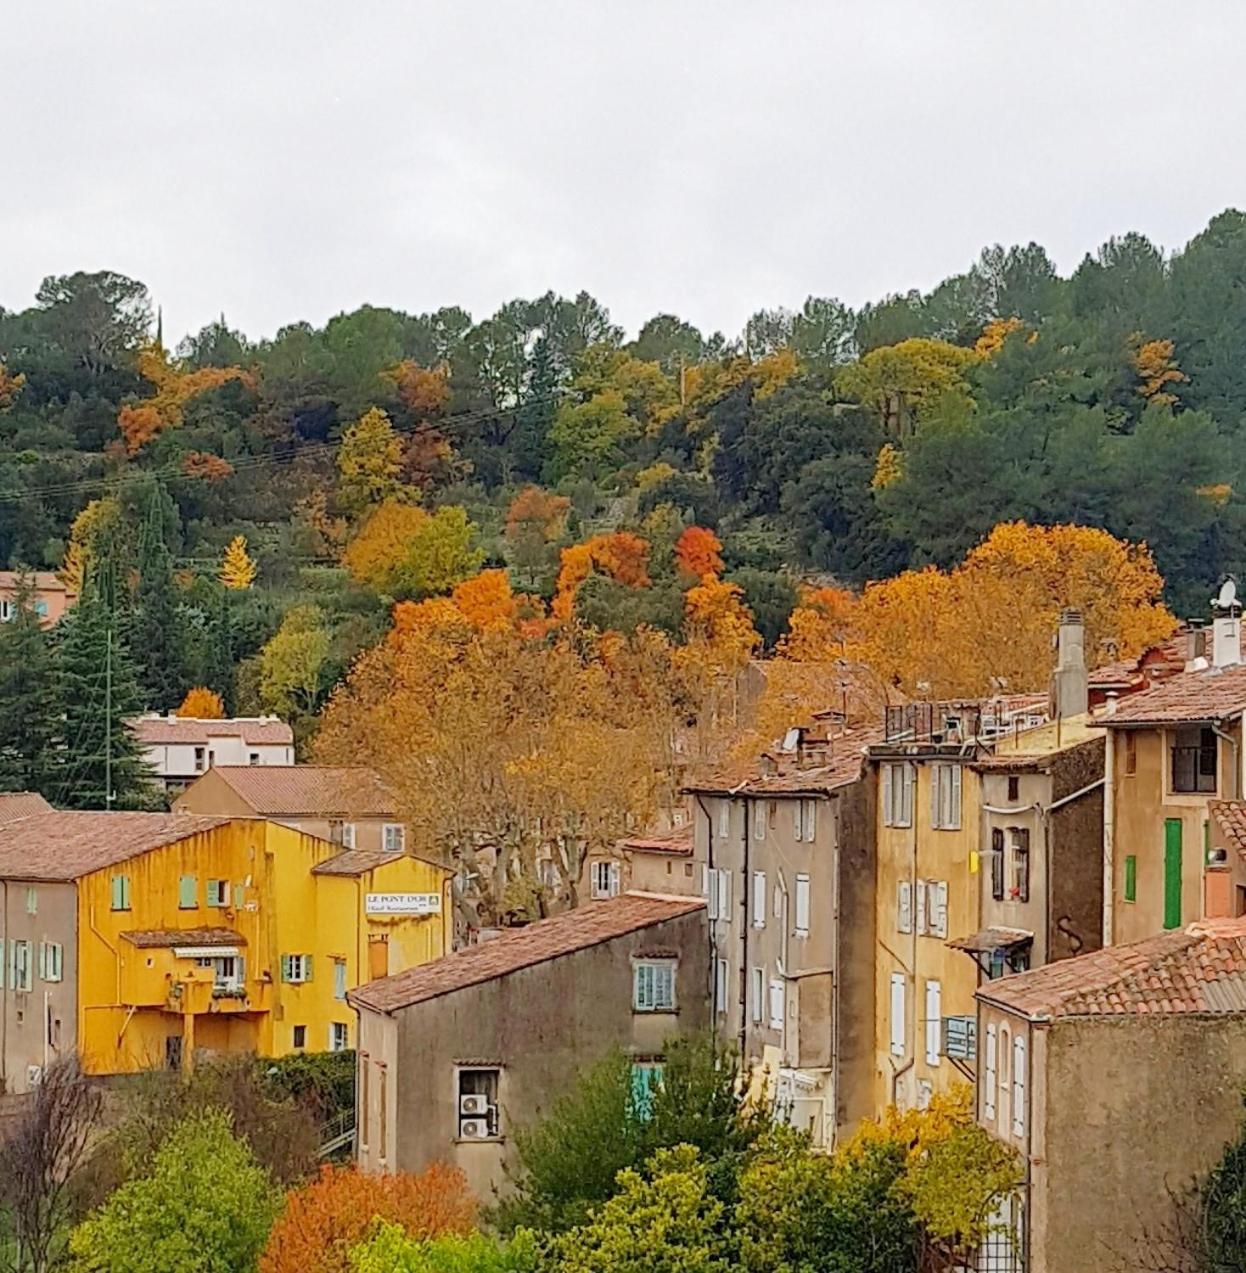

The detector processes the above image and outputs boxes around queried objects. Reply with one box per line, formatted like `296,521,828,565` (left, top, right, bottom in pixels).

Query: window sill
633,1007,678,1015
454,1135,505,1145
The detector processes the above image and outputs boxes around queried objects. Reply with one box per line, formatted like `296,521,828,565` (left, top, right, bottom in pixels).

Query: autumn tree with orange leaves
505,486,570,587
176,686,224,719
551,532,650,622
674,526,724,580
258,1162,475,1273
117,343,249,452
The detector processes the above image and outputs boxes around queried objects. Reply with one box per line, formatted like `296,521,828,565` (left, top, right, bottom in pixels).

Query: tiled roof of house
349,893,706,1014
1210,801,1246,856
619,829,694,856
129,716,294,746
0,571,73,594
311,848,406,876
199,766,396,816
685,725,880,798
1097,662,1246,725
122,927,245,948
976,919,1246,1020
0,792,54,824
0,812,234,882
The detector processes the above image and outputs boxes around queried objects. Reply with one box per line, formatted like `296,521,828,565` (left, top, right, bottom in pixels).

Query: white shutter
714,958,728,1013
717,870,732,922
753,801,766,841
750,967,763,1022
1012,1035,1027,1136
609,862,621,896
703,866,718,920
769,978,785,1029
889,973,906,1056
897,881,912,934
752,872,766,928
903,764,914,825
933,881,948,938
916,879,928,935
951,765,962,828
931,766,940,827
925,980,942,1065
773,882,782,920
804,800,817,841
882,763,894,825
792,802,803,842
794,874,811,936
984,1024,997,1120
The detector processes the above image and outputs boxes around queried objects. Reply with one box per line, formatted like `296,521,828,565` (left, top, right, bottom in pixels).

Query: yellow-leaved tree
336,407,407,518
1133,336,1188,406
219,535,258,590
0,361,26,412
835,338,980,437
177,687,225,719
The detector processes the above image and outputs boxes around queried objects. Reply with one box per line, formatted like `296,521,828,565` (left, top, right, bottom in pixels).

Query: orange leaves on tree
385,360,451,417
182,451,235,481
177,686,225,719
505,486,571,544
779,586,858,662
258,1162,475,1273
118,344,250,453
343,502,429,591
1133,337,1188,406
680,574,761,671
552,532,651,623
973,317,1024,358
674,526,724,580
451,569,520,632
116,403,165,452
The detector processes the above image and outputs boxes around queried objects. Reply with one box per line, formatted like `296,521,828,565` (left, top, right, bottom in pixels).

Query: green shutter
280,955,292,983
304,955,313,982
1164,819,1183,930
1124,855,1137,903
179,875,197,908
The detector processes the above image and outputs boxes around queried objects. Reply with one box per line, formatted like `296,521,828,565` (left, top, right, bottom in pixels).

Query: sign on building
943,1015,977,1060
365,892,442,915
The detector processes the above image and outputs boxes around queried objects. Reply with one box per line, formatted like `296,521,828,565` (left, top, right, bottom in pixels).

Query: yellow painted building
0,811,450,1088
870,728,984,1114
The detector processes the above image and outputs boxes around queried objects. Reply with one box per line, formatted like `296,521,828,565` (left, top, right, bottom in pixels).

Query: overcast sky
4,1,1246,347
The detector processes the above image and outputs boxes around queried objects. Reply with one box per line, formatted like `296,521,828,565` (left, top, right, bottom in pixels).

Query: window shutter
769,978,785,1029
752,872,766,928
718,803,730,840
795,874,810,935
934,881,948,938
110,875,121,909
715,958,727,1013
925,980,942,1065
37,942,46,981
657,963,674,1008
898,881,912,934
889,973,906,1056
609,862,621,895
951,765,962,827
750,967,763,1023
931,766,941,827
991,828,1005,900
805,800,817,841
304,955,313,982
718,870,732,921
280,955,292,983
1012,1035,1027,1136
915,879,928,935
1017,829,1031,903
903,764,914,825
754,802,766,841
984,1024,997,1120
882,763,894,825
178,876,196,908
702,866,717,920
792,802,803,842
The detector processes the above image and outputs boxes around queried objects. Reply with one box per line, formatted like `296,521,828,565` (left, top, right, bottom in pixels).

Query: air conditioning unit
460,1093,490,1116
459,1117,492,1139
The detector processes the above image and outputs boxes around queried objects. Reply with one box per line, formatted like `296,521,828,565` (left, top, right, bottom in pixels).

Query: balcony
165,972,272,1016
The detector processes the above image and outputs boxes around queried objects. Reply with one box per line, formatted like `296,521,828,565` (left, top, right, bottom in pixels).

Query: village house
975,918,1246,1273
173,763,406,855
0,571,76,626
0,809,451,1091
1095,587,1246,946
132,714,294,794
349,893,708,1202
683,717,878,1145
579,804,698,902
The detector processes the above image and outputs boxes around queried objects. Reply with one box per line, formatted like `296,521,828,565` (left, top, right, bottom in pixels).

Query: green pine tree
132,490,189,712
57,562,152,810
0,573,63,797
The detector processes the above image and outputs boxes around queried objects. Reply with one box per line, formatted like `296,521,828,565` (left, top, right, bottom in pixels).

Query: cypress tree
0,573,63,797
132,490,189,712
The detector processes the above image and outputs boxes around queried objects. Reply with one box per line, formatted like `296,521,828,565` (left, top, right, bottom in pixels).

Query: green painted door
1164,819,1183,929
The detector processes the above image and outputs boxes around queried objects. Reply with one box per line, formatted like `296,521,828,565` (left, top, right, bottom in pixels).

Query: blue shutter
179,876,197,908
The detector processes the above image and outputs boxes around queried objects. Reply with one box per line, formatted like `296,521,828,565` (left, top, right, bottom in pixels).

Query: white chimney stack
1211,578,1242,670
1052,608,1089,718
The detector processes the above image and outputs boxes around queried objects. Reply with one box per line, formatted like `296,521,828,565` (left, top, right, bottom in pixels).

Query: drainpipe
1103,732,1115,947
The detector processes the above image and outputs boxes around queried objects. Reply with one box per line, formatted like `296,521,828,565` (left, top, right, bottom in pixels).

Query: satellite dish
1215,578,1238,611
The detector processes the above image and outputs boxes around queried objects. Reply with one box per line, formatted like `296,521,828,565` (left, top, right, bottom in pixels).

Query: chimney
1052,608,1089,719
1212,578,1243,669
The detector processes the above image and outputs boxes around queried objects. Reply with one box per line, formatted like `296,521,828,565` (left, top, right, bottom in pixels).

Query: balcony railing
1171,745,1217,794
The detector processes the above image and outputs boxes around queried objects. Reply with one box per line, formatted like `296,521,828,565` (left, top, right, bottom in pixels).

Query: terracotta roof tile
977,919,1246,1020
0,812,234,881
349,893,706,1014
197,766,396,816
0,572,73,594
619,829,694,856
130,716,294,746
311,848,406,876
121,927,245,948
1098,662,1246,725
0,792,54,824
685,725,881,797
1211,800,1246,856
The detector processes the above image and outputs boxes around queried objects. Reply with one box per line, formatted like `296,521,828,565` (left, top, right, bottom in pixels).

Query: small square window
633,959,677,1011
206,879,228,907
292,1025,306,1049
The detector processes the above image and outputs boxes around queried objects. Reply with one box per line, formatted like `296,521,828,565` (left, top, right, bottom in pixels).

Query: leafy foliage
349,1226,539,1273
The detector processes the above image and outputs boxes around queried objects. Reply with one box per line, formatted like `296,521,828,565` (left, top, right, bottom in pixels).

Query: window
897,880,912,934
928,880,948,938
178,875,197,908
590,860,621,899
768,977,785,1030
794,874,811,937
990,828,1005,901
800,799,817,842
714,958,729,1014
931,764,962,829
9,941,31,992
889,973,906,1056
537,858,559,890
194,954,241,992
752,872,766,928
924,980,942,1065
983,1024,997,1121
792,802,803,841
333,957,347,1001
110,874,131,911
193,746,206,772
1012,1035,1027,1136
750,966,764,1023
329,1022,349,1052
882,763,913,827
916,878,928,934
633,959,676,1012
281,954,313,984
34,599,47,618
1172,726,1217,793
39,941,63,983
359,1051,370,1150
341,823,356,849
1009,830,1030,902
631,1062,663,1119
383,823,406,852
249,751,260,765
457,1067,500,1138
0,599,11,621
753,801,766,842
1006,775,1020,803
717,801,731,840
292,1025,306,1049
1125,732,1137,776
25,887,36,916
206,879,228,907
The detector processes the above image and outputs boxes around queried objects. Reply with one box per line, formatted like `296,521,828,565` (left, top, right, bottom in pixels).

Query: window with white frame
383,823,406,852
634,959,677,1012
800,799,817,842
194,954,241,993
590,860,621,899
0,599,11,622
341,822,356,849
281,954,313,984
39,941,63,983
924,980,942,1065
1009,829,1031,902
330,1022,349,1052
750,966,764,1023
792,801,803,841
897,880,912,934
714,958,729,1015
753,800,766,842
768,977,785,1030
752,872,766,928
930,763,962,830
794,874,811,937
457,1067,500,1138
25,887,36,915
882,762,913,828
11,940,32,992
889,972,906,1056
333,957,347,1001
